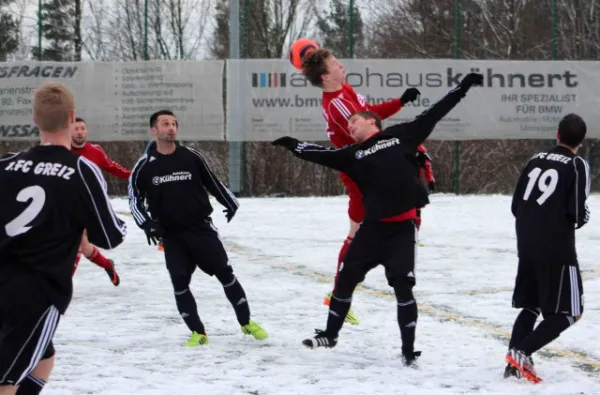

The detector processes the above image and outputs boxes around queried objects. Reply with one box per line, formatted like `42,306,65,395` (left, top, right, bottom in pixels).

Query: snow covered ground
48,194,600,395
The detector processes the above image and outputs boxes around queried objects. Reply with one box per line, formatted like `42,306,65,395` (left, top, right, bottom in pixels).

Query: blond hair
33,81,75,132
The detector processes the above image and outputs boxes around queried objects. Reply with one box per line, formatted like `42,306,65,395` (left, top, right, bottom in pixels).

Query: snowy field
48,194,600,395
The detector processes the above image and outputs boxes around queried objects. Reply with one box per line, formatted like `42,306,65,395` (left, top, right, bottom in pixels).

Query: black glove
400,88,421,104
223,207,236,223
142,220,164,245
272,136,300,150
428,181,435,192
459,73,484,90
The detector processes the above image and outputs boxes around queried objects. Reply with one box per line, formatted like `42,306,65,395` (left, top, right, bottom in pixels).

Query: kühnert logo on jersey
355,138,400,159
152,171,192,185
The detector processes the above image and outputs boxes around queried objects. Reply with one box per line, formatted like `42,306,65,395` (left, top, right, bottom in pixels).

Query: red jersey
71,142,131,180
322,83,403,148
417,145,435,183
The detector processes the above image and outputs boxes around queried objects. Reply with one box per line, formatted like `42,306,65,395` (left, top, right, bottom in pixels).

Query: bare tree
82,0,212,60
209,0,315,59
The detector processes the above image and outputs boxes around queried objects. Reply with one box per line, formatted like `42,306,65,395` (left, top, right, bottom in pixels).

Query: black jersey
278,85,469,222
0,145,127,313
511,145,590,260
128,142,239,231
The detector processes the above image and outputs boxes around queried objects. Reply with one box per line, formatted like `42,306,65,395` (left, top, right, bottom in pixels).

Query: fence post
348,0,354,58
37,0,42,60
453,0,461,195
227,0,242,195
144,0,149,60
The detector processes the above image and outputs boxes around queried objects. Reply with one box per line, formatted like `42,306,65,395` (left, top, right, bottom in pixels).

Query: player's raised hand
271,136,300,150
459,73,484,89
400,88,421,104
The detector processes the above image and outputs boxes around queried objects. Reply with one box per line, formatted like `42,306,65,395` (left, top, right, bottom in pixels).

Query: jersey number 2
523,167,559,205
5,185,46,236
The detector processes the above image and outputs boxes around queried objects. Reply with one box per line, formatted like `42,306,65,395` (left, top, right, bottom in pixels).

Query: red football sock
87,246,112,270
333,236,353,292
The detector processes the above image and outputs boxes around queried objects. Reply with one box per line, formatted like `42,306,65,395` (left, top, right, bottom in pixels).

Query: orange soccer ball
289,38,320,71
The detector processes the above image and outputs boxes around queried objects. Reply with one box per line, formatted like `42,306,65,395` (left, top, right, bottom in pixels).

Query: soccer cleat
157,239,164,251
402,350,422,367
184,331,209,347
505,348,541,383
105,259,120,286
323,292,360,325
503,363,521,379
302,329,338,349
241,320,268,340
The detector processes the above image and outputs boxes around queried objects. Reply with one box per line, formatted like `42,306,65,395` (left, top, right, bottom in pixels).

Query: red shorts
340,173,365,223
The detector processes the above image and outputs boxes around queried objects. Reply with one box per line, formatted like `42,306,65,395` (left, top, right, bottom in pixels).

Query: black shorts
0,276,60,386
340,220,417,288
162,219,231,286
512,256,583,316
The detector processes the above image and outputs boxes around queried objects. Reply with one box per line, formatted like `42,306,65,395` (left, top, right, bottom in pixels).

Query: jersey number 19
522,167,559,205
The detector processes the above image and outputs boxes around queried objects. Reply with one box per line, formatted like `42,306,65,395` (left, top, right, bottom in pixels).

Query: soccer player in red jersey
301,48,420,324
70,117,131,286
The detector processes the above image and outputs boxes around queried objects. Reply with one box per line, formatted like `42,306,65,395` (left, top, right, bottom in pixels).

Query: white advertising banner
226,58,598,141
0,60,225,141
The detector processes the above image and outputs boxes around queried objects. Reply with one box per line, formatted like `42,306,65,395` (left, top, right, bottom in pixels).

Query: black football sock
174,287,206,334
15,375,46,395
326,293,352,337
394,286,418,355
508,308,539,350
219,275,251,326
517,314,574,355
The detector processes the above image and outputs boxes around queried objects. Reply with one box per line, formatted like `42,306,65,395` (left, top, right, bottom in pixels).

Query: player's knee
338,267,364,290
393,281,415,303
214,264,234,286
171,276,191,292
30,355,55,381
574,314,582,322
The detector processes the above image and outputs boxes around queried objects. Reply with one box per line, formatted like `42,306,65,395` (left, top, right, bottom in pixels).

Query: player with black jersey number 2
0,82,126,395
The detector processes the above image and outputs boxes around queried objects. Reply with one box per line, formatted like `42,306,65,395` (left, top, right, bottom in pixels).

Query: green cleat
241,320,268,340
184,331,209,347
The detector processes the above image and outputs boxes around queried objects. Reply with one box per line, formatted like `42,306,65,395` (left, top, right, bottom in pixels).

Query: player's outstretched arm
272,137,353,172
388,73,483,150
128,154,152,228
186,146,240,222
569,156,591,229
94,145,132,180
77,157,127,249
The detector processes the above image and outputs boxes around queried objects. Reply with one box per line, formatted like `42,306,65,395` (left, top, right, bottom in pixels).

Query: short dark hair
75,117,86,124
150,110,176,128
301,48,332,88
351,111,382,130
558,113,586,148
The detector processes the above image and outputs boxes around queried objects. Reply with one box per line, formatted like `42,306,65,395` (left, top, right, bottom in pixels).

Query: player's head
301,48,345,90
557,113,586,150
150,110,178,143
72,117,88,147
348,111,382,142
33,81,76,134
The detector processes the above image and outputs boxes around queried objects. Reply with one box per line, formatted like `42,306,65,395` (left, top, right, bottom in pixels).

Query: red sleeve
417,145,435,183
347,85,403,120
92,145,132,180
